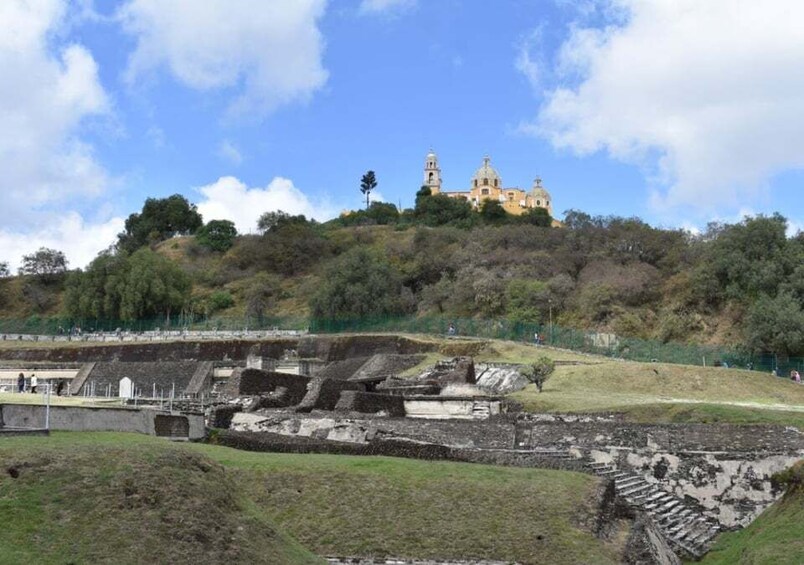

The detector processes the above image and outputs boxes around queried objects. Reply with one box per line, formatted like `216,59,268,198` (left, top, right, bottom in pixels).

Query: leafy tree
745,291,804,356
520,356,555,393
118,249,192,321
336,202,400,227
117,194,203,253
360,170,377,209
506,279,550,323
256,210,309,233
310,247,414,318
206,290,234,313
64,252,128,319
518,207,552,227
479,199,508,225
244,273,282,325
414,192,474,227
0,261,10,278
196,220,238,252
18,247,68,282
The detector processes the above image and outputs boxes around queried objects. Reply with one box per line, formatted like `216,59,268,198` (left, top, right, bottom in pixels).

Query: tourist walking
17,372,24,393
30,374,37,394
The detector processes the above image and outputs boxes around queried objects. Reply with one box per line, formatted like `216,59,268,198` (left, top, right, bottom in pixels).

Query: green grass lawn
511,359,804,423
0,432,626,565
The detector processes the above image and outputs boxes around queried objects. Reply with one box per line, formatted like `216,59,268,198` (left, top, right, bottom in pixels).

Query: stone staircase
586,461,721,559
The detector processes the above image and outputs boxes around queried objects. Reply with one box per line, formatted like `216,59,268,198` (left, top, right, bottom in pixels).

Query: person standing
30,374,37,394
17,372,24,393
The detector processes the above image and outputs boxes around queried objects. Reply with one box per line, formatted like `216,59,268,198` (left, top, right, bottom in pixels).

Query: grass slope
511,357,804,421
0,432,626,565
0,433,321,565
697,464,804,565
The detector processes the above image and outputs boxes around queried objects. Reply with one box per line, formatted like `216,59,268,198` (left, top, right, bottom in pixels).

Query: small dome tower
471,156,502,189
530,177,553,216
423,149,442,194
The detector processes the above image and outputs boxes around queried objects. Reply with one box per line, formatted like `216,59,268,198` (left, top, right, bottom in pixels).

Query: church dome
471,156,501,188
530,177,551,208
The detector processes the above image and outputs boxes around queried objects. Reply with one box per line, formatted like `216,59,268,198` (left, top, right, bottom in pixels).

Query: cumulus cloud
119,0,328,119
359,0,416,15
0,0,110,229
195,176,335,233
0,213,124,272
531,0,804,214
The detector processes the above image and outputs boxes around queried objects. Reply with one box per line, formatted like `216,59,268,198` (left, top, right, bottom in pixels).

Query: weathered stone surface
474,364,529,395
296,377,363,412
334,391,405,417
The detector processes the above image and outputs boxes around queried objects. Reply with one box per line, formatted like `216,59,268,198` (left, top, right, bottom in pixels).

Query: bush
207,291,235,313
520,356,555,393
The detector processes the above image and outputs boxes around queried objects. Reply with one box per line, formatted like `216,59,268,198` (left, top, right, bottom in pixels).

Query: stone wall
335,391,406,417
80,361,201,397
0,403,205,439
515,416,804,528
237,368,311,400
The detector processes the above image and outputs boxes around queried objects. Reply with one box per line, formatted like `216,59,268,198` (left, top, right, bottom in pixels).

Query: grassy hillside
511,357,804,424
697,463,804,565
0,433,320,565
0,432,627,565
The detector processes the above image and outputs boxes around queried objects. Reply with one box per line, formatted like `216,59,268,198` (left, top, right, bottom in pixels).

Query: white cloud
196,176,335,233
119,0,328,119
533,0,804,214
217,140,243,165
359,0,416,15
0,0,110,229
515,28,543,90
0,213,124,272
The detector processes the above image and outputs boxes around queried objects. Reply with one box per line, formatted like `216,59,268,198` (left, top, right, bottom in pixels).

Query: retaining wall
0,404,205,439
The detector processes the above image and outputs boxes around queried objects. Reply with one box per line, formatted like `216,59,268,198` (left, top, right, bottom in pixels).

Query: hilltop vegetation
0,193,802,358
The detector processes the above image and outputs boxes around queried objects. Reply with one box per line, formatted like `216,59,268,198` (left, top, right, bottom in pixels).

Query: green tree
64,252,128,319
506,279,550,323
117,194,203,253
520,356,555,393
518,207,552,227
745,291,804,356
256,210,309,233
0,261,10,278
244,273,282,325
360,170,377,209
414,192,474,227
196,219,238,252
479,199,508,225
206,290,234,313
18,247,68,282
118,249,192,321
310,247,413,318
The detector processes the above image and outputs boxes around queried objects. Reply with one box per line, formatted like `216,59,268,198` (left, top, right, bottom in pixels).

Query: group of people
15,373,66,395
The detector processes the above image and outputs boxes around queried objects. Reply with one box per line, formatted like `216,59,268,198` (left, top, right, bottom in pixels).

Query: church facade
422,150,553,217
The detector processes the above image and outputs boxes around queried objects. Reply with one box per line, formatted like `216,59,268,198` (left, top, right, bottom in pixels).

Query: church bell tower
423,149,442,194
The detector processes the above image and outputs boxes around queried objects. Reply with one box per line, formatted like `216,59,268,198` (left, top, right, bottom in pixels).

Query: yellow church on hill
422,149,554,217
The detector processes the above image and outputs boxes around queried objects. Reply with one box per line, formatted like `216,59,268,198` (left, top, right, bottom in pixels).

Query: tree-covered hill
0,193,801,358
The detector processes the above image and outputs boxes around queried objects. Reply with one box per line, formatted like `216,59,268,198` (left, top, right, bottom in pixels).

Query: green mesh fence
1,314,801,376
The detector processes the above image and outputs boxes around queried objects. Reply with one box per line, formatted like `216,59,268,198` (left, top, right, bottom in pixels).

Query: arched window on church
481,188,489,195
537,200,541,206
494,179,498,187
429,172,434,183
474,179,478,188
483,178,489,186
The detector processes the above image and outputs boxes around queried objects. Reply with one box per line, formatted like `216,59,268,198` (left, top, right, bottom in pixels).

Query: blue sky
2,0,803,269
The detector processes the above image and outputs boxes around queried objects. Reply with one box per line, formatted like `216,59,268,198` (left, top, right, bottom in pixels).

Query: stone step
620,483,652,497
596,469,618,477
658,509,694,527
644,495,675,510
652,499,682,514
615,477,643,488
